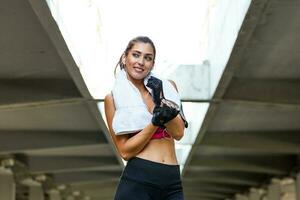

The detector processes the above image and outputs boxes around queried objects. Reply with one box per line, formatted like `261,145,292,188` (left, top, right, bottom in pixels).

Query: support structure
21,178,45,200
0,167,15,200
236,194,249,200
296,173,300,200
48,189,62,200
267,180,281,200
249,188,264,200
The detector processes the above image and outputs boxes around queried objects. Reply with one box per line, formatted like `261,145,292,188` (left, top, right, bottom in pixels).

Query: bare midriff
136,138,178,165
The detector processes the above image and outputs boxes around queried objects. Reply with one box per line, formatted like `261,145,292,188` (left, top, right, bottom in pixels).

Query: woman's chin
129,72,148,80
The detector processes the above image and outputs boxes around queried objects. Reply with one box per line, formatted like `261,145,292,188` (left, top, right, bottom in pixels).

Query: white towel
111,69,181,135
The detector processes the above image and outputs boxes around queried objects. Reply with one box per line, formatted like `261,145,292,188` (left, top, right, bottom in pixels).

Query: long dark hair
114,36,156,75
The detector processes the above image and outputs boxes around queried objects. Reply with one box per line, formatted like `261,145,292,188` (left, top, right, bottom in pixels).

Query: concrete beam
183,183,243,193
28,156,119,173
183,171,260,186
189,155,288,175
0,79,81,105
52,170,121,184
224,78,300,104
185,191,230,199
0,130,106,153
202,131,300,154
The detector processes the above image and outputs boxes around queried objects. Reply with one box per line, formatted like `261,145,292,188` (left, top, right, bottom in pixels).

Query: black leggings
114,157,184,200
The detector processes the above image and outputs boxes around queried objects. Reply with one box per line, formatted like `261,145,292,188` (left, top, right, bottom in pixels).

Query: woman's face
123,42,155,82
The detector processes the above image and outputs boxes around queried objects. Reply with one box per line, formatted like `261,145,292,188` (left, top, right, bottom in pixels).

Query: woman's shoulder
104,93,114,105
105,93,113,99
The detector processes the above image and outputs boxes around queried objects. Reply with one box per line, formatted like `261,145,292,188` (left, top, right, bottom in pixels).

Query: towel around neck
111,69,181,135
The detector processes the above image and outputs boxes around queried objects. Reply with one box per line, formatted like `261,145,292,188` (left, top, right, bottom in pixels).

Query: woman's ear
121,54,126,66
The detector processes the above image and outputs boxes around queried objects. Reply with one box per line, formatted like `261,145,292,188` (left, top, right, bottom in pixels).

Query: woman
104,36,187,200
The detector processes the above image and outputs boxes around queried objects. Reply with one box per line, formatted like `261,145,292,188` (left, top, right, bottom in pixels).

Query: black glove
151,104,180,127
146,76,164,106
147,76,180,127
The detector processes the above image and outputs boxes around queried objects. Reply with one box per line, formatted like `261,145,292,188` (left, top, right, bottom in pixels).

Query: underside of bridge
0,0,299,200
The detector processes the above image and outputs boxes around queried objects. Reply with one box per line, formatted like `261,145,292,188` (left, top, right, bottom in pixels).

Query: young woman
104,36,187,200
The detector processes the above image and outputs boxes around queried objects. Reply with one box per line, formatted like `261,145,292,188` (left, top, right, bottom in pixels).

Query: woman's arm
164,80,185,140
104,94,158,160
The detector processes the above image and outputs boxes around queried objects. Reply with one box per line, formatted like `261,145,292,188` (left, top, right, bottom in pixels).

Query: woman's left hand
151,103,179,127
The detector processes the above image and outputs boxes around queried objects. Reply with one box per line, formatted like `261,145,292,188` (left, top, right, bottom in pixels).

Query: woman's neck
126,73,147,93
130,79,147,93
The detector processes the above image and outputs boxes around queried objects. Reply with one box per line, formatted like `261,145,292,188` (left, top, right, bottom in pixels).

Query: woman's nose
137,57,144,65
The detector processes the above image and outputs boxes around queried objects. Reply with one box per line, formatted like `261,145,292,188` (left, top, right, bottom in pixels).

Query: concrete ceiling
0,0,299,200
0,0,121,199
182,0,300,199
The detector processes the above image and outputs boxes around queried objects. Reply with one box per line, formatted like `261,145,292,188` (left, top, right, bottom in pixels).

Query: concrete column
66,196,75,200
48,189,62,200
296,173,300,200
267,181,281,200
21,178,44,200
249,188,263,200
30,185,44,200
0,167,16,200
236,194,249,200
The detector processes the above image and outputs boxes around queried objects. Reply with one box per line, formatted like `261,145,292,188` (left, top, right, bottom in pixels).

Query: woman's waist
135,155,178,166
136,140,178,165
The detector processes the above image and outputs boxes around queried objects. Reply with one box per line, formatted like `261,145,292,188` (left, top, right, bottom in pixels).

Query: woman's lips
133,67,144,72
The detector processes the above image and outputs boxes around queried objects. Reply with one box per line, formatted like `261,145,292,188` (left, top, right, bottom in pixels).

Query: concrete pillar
267,181,281,200
249,188,262,200
236,194,249,200
29,185,44,200
66,196,75,200
48,189,62,200
21,178,44,200
296,173,300,200
0,167,16,200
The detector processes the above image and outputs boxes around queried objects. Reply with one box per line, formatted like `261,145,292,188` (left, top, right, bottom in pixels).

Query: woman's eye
145,56,153,61
132,53,139,58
